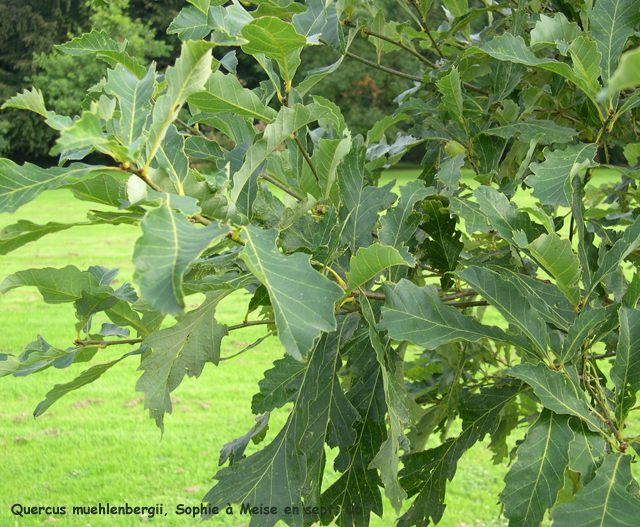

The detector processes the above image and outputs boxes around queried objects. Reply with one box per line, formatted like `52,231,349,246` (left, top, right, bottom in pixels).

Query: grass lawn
0,167,629,527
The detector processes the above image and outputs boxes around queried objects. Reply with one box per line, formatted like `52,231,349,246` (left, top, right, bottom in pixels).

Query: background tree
2,1,640,527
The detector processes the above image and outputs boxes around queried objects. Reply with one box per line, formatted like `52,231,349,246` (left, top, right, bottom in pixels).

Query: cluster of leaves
2,0,640,526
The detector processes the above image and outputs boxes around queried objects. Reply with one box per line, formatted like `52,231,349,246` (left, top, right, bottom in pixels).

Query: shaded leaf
34,347,144,416
559,308,606,364
252,355,306,414
398,383,523,527
509,363,601,431
611,307,640,424
219,413,270,466
527,143,598,207
458,266,549,359
485,119,578,145
419,199,464,289
552,454,640,526
379,279,515,349
136,291,229,431
500,409,573,527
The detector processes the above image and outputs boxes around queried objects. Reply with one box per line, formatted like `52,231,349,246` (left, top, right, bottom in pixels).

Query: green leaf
589,0,640,83
568,37,604,100
0,336,80,378
105,63,155,146
419,199,464,290
188,70,278,122
0,265,106,303
184,136,224,160
437,66,464,125
435,154,465,196
479,33,604,105
299,137,352,200
292,0,327,44
136,291,229,431
61,173,128,207
145,40,215,170
0,160,103,214
604,46,640,95
367,113,413,145
0,220,76,255
485,119,578,145
187,0,211,13
338,142,397,252
526,233,581,308
398,383,524,527
154,125,189,187
344,244,413,297
230,104,321,205
509,363,601,431
74,291,118,334
57,29,146,78
474,185,537,246
167,7,210,41
527,143,598,207
559,308,606,364
500,410,573,527
611,307,640,425
442,0,468,18
57,29,119,55
1,86,48,117
239,227,343,360
132,206,228,316
34,347,143,417
241,17,306,85
449,196,491,234
458,266,549,359
379,180,435,252
51,110,130,161
589,215,640,296
530,12,583,52
552,454,640,526
379,279,515,349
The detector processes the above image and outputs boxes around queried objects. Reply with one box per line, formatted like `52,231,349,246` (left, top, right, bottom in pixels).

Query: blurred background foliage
0,0,447,164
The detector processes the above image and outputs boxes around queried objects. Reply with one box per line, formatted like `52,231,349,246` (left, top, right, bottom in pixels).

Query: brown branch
407,0,444,59
227,319,275,331
259,174,304,201
176,118,208,139
440,289,477,301
76,338,144,348
293,133,319,182
444,300,489,309
319,38,424,82
344,21,437,69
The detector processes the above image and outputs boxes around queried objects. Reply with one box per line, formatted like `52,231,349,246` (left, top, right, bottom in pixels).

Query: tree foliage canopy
2,0,640,526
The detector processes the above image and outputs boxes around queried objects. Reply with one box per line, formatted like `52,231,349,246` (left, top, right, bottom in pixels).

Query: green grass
0,168,628,526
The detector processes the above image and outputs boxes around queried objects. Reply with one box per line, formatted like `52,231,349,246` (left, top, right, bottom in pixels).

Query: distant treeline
0,0,425,165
